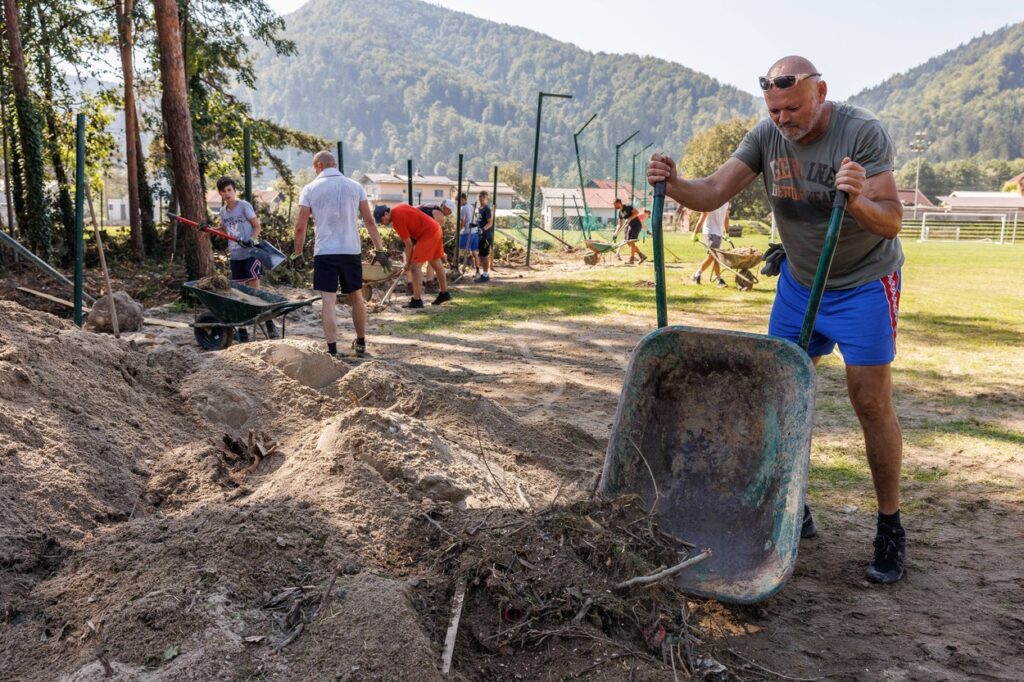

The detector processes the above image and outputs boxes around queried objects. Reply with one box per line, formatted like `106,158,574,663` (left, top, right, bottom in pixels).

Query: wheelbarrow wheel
362,284,374,302
194,312,235,351
736,269,757,291
584,253,599,266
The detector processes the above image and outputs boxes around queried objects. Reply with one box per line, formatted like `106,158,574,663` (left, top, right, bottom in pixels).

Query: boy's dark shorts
478,228,495,259
313,254,362,294
230,257,262,281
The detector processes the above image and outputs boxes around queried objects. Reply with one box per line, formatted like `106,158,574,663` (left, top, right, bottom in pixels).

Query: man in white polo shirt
293,150,390,356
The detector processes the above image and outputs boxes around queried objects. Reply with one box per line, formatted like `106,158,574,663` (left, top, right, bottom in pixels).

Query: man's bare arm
359,200,385,250
836,159,902,239
648,155,758,212
292,206,311,255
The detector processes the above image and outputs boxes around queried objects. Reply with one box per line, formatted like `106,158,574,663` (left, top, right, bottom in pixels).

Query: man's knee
849,383,893,422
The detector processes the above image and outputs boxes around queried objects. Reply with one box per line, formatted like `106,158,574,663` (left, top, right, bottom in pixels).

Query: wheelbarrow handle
168,212,239,243
797,191,847,351
651,181,668,328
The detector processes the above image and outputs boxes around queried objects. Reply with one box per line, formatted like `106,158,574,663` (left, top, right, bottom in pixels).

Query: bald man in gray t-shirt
648,56,908,586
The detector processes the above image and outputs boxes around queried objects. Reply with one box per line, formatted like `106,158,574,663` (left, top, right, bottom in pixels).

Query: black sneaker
236,327,250,343
402,298,425,309
716,277,728,289
691,272,701,285
265,320,281,339
866,522,906,584
352,338,366,356
801,504,817,539
432,291,452,306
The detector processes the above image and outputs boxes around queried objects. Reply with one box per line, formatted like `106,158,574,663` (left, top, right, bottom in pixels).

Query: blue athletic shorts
768,260,901,366
313,254,362,294
230,257,262,282
459,232,479,251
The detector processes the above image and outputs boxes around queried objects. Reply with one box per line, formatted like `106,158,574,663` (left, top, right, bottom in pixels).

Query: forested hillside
849,22,1024,161
244,0,760,181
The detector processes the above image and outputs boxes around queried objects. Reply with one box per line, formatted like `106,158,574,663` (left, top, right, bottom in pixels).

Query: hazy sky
263,0,1021,99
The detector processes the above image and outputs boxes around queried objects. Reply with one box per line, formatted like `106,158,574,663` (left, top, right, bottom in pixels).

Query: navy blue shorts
478,229,495,258
769,261,901,366
230,257,262,282
313,254,362,294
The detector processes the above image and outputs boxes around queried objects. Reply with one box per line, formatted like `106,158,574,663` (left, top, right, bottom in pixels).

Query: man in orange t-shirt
373,204,452,309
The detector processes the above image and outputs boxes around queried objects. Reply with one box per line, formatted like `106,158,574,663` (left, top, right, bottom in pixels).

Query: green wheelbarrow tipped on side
598,326,816,603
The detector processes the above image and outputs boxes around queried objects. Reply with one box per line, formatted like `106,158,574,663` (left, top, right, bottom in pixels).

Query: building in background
360,170,457,208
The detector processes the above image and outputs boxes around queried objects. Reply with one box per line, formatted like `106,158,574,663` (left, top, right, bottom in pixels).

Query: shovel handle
168,212,238,242
797,191,847,351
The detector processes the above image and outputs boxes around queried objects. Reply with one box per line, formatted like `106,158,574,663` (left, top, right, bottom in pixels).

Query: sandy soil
2,254,1022,681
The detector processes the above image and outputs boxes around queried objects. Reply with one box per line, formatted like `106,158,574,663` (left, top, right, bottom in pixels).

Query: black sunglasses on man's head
759,73,821,91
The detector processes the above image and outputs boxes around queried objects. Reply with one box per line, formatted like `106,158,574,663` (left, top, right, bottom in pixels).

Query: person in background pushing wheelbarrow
612,198,648,264
292,151,391,357
217,176,279,341
691,200,731,288
648,55,907,584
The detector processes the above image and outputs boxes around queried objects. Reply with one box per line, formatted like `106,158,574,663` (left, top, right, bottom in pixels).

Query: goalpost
906,211,1017,244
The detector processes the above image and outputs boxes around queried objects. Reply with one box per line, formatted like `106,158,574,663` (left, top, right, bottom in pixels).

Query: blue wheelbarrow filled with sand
599,183,847,603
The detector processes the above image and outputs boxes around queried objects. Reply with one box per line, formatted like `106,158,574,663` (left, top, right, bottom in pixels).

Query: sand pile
0,303,716,680
0,302,198,601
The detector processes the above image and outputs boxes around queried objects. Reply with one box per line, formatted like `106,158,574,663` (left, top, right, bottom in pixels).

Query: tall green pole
526,91,571,267
573,113,597,238
455,153,463,271
613,130,639,204
651,180,668,328
337,141,344,175
632,142,653,206
492,164,498,214
407,159,413,205
243,127,253,204
74,113,85,327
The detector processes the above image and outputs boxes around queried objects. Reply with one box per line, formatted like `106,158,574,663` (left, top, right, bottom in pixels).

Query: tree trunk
153,0,210,278
0,67,16,236
3,0,52,258
37,8,75,264
135,122,158,255
115,0,144,259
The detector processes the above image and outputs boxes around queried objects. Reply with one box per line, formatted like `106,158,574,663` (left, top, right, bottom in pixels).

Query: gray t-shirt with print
732,102,903,289
219,199,257,260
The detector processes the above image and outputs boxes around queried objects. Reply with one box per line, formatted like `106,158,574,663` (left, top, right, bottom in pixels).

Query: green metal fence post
455,153,463,271
74,113,85,326
526,91,572,267
573,113,597,238
337,141,344,175
407,159,413,205
492,164,497,216
243,127,253,204
632,142,653,207
613,130,639,204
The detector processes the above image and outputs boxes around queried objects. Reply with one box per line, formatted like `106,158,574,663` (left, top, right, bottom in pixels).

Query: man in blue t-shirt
648,56,907,585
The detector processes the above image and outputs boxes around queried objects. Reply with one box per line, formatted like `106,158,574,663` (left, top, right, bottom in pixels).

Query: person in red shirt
374,204,452,308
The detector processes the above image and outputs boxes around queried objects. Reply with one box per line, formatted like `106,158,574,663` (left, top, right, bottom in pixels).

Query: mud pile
0,304,711,680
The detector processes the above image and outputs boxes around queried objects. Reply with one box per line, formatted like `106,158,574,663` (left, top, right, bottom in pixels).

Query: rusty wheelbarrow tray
599,183,849,603
599,326,815,603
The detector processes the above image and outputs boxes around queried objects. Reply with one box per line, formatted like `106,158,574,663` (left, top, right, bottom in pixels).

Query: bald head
767,56,819,78
313,151,337,170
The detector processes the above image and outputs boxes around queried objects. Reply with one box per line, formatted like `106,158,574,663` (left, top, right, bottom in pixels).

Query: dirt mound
0,302,721,680
0,302,197,601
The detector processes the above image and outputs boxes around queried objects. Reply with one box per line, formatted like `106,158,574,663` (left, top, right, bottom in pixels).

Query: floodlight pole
407,159,413,205
910,130,930,219
243,127,253,204
573,113,597,237
614,130,639,205
526,91,572,267
631,142,653,205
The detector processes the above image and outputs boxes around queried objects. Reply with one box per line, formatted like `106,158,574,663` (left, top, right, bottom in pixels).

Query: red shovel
169,212,286,270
